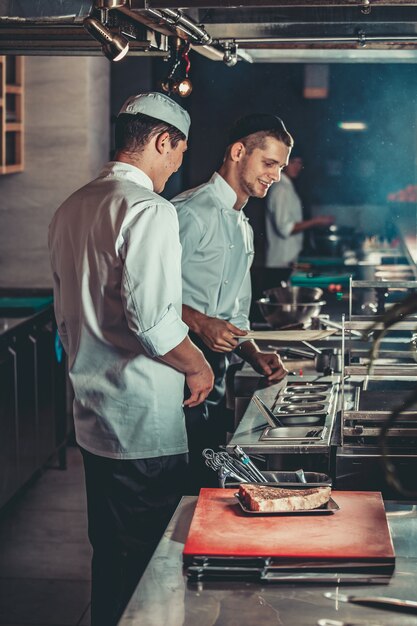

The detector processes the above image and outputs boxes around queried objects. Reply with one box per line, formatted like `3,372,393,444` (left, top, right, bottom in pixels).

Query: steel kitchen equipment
251,394,284,427
336,275,417,496
257,285,326,328
228,373,340,467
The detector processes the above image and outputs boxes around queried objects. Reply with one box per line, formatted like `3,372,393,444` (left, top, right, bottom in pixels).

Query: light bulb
173,78,193,98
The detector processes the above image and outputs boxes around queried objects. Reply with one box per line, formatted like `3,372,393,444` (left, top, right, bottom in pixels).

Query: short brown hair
241,128,293,154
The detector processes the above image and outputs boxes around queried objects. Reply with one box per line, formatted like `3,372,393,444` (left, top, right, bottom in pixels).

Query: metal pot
310,224,357,257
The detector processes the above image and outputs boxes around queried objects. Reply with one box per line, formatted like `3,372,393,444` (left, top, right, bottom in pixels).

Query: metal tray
223,470,332,489
260,425,326,440
234,493,339,516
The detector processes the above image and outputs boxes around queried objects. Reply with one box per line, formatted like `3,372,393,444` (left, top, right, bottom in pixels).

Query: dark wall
165,55,417,207
111,55,417,205
110,55,417,263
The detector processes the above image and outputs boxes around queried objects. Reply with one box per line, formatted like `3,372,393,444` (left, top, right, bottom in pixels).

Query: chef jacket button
229,243,235,249
224,280,229,285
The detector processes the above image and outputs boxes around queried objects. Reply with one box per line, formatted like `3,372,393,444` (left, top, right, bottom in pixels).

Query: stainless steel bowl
264,286,324,304
256,297,326,329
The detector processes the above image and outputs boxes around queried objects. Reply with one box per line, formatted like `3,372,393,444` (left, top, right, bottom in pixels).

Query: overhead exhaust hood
1,0,417,62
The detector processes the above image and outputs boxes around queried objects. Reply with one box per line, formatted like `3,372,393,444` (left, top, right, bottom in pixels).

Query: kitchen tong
324,592,417,614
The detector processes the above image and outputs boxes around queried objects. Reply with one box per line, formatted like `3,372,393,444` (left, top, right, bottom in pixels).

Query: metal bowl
256,297,326,329
264,286,324,304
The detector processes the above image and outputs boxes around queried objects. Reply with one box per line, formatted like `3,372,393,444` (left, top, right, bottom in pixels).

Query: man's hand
198,317,248,353
248,351,288,382
184,360,215,408
159,335,214,407
312,215,334,228
238,340,288,382
183,305,247,353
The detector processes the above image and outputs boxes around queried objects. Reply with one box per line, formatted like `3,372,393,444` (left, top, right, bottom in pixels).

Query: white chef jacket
172,172,254,330
48,162,189,460
265,172,303,267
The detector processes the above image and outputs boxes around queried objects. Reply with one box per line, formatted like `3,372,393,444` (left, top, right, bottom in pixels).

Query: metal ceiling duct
1,0,417,61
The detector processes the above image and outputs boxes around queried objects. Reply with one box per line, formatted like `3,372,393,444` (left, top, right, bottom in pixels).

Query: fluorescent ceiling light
338,121,368,131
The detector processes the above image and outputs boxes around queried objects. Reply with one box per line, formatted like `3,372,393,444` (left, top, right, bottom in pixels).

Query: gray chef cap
118,92,191,139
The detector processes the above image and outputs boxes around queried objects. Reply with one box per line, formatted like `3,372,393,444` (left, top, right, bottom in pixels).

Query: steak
239,484,332,512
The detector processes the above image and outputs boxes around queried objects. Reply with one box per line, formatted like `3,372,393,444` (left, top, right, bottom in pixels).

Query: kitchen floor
0,446,91,626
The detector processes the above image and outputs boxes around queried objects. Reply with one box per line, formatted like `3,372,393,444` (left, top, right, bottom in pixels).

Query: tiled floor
0,446,92,626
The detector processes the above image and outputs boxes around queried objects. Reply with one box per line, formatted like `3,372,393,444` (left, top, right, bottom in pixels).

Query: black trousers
80,447,188,626
184,333,235,494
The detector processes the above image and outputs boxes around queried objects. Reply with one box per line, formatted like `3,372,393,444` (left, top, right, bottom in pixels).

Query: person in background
265,153,334,268
172,114,290,493
48,92,213,626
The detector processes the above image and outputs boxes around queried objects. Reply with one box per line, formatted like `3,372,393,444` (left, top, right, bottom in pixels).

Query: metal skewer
233,445,266,482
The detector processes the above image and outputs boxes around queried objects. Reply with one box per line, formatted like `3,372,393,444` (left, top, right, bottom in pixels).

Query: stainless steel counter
119,497,417,626
228,372,339,455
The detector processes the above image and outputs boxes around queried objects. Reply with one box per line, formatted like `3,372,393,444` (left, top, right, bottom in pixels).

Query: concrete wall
0,56,110,288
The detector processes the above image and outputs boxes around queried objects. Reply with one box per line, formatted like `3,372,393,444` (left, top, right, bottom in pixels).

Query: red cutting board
183,489,395,563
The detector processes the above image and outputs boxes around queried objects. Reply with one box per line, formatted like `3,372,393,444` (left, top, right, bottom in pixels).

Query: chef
265,152,334,268
172,113,290,493
48,92,213,626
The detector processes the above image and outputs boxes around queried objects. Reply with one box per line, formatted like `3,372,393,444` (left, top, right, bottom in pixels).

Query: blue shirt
172,172,254,330
49,162,189,459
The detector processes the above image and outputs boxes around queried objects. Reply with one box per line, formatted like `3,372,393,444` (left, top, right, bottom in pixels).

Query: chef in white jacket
265,154,333,267
48,92,213,626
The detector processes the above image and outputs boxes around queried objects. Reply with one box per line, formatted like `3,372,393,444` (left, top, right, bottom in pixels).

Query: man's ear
229,141,245,162
155,131,171,154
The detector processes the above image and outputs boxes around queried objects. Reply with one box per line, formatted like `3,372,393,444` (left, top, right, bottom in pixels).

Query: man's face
237,137,291,199
285,156,303,180
155,138,188,193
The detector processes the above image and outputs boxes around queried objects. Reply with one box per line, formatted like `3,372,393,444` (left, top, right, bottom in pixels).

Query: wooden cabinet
0,345,18,509
0,307,69,510
0,55,24,174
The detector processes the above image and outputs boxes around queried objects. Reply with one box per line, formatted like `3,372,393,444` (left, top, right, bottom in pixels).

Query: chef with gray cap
49,92,213,626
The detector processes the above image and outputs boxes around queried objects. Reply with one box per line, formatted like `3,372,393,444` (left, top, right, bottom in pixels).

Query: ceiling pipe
102,3,224,62
144,7,212,44
137,1,417,7
92,1,212,45
157,8,212,45
226,33,417,44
